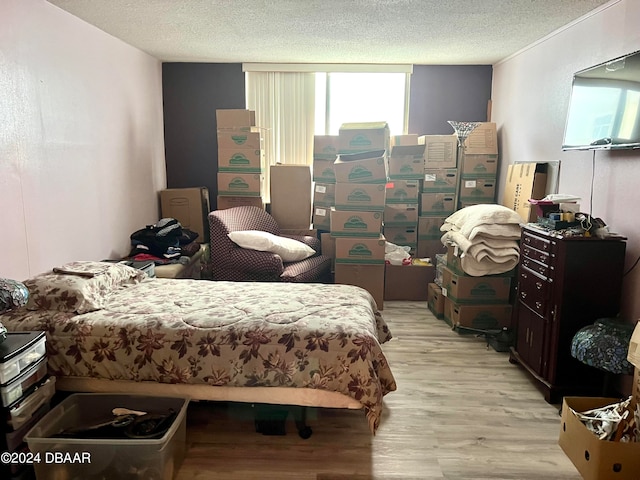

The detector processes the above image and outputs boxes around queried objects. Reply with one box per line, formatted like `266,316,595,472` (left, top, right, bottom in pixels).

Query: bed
0,262,396,433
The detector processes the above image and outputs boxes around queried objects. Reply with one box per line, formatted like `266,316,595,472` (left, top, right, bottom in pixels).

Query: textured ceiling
47,0,612,64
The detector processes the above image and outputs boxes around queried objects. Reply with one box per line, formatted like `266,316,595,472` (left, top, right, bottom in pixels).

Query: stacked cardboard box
417,134,458,260
384,144,424,255
215,109,266,210
441,245,513,330
270,164,312,229
312,135,339,231
332,123,389,309
458,122,498,209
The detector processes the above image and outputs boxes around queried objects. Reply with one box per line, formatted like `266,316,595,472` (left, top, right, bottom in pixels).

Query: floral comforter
1,279,396,432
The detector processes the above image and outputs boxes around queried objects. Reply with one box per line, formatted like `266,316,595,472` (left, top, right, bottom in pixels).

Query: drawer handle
535,282,543,290
525,237,531,243
539,254,546,261
520,291,527,299
522,272,528,279
535,301,542,309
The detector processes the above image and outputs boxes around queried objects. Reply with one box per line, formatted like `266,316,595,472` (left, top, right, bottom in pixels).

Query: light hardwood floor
175,300,582,480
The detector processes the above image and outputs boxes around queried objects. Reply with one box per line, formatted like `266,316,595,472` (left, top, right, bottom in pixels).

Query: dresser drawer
521,256,549,278
522,244,550,265
522,231,551,252
518,268,548,315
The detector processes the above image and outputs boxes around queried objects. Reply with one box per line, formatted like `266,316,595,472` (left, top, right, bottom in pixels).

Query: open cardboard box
559,396,640,480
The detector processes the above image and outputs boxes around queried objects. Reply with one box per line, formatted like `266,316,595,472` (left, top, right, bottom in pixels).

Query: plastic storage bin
0,331,46,385
25,393,189,480
1,356,48,407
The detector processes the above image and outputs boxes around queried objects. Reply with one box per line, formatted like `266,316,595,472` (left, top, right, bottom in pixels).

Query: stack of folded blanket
440,204,524,276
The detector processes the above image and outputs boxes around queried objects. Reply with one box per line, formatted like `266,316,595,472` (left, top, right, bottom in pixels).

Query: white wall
492,0,640,320
0,0,166,281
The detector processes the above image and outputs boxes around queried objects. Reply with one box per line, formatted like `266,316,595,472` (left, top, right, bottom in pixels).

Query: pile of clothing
440,204,524,276
129,218,200,264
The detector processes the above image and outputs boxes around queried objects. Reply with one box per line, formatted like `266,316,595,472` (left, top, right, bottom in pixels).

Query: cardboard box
313,135,339,158
217,172,263,197
384,264,434,300
320,232,336,269
338,122,390,154
383,226,417,251
312,157,336,184
160,187,211,242
216,109,255,129
388,144,426,180
626,321,640,368
330,209,383,238
448,302,512,330
419,192,456,216
334,183,386,211
334,264,385,310
216,195,265,210
335,235,386,265
501,162,549,222
418,216,446,241
633,368,639,407
390,134,419,146
383,203,419,227
422,168,459,193
270,165,312,229
334,151,388,184
417,238,446,261
313,183,336,207
217,129,263,150
217,148,264,173
441,267,511,304
461,153,498,177
385,179,420,204
419,134,458,169
312,206,331,230
427,283,445,319
458,177,496,203
559,396,640,480
463,122,497,155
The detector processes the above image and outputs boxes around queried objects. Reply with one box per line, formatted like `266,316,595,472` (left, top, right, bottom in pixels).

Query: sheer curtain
245,71,315,202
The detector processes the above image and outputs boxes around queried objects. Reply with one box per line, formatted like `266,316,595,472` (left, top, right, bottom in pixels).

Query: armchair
208,206,332,282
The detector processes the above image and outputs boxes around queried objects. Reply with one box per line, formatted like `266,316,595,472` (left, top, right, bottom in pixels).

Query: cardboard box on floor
441,266,511,304
427,283,445,319
270,164,312,229
384,264,434,301
626,321,640,369
501,162,548,222
335,264,384,310
559,396,640,480
160,187,211,242
448,302,512,330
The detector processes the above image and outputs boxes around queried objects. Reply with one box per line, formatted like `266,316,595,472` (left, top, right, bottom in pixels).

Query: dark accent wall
408,65,493,135
162,63,245,209
162,63,492,209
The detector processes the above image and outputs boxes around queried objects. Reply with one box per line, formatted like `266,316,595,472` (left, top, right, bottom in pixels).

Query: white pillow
228,230,316,262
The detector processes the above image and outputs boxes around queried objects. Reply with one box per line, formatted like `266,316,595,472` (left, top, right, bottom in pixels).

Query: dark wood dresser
509,224,626,403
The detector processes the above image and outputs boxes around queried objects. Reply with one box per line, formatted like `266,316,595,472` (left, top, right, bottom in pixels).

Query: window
314,72,409,136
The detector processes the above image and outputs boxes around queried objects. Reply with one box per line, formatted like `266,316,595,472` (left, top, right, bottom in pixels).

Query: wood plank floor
175,301,582,480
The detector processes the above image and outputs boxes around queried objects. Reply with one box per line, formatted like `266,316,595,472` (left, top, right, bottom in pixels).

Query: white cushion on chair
228,231,315,262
